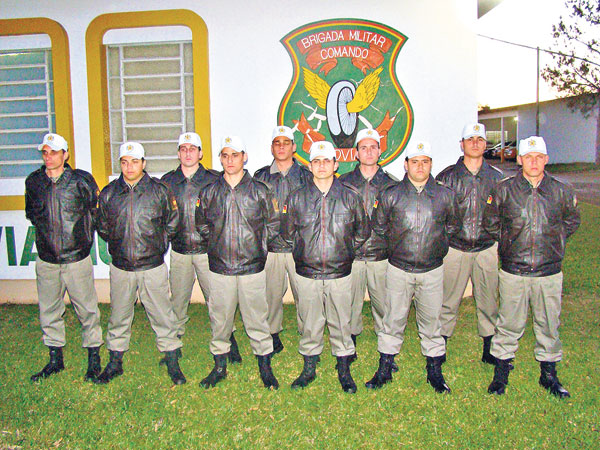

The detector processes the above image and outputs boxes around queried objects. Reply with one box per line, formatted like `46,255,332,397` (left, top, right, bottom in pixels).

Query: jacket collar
269,158,302,176
348,163,384,184
116,171,151,193
401,174,437,196
42,163,73,185
172,164,208,184
217,169,251,188
455,156,493,178
515,169,552,192
308,176,343,198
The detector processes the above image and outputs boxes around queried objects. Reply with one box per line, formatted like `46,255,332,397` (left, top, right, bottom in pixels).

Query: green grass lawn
1,203,599,450
545,162,600,174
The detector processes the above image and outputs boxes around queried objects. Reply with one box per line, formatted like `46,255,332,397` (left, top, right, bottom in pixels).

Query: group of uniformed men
26,121,580,397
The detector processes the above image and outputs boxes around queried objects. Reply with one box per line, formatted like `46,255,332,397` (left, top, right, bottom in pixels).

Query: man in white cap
436,123,503,364
281,141,371,394
25,133,103,382
484,136,580,398
95,141,186,385
339,128,397,366
366,140,459,393
160,132,238,365
197,135,279,389
254,125,312,354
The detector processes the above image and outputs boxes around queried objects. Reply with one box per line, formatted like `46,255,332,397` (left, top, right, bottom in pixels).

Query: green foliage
541,0,600,116
1,204,599,449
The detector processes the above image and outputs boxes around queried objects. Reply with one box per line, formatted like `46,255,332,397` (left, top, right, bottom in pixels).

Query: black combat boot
336,355,357,394
487,358,513,395
271,333,284,355
426,355,451,393
200,354,227,388
481,336,497,365
539,361,570,398
349,334,358,363
291,355,319,389
159,347,182,366
365,353,395,389
94,350,124,384
164,349,186,385
228,332,242,364
84,347,102,381
257,354,279,389
31,346,64,382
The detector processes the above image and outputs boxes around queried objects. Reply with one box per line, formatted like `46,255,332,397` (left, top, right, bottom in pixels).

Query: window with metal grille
0,49,54,178
107,41,194,175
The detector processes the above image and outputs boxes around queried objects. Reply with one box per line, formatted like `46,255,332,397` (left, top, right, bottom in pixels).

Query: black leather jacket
197,171,279,276
436,157,503,252
483,170,580,277
161,165,219,255
280,177,371,280
25,164,98,264
372,175,460,273
97,173,178,271
254,159,312,253
339,164,396,261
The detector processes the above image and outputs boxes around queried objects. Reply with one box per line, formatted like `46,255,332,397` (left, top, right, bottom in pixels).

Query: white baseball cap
178,132,202,149
119,142,145,159
519,136,547,156
38,133,68,152
221,135,246,153
356,128,381,146
462,123,486,140
271,125,294,142
405,140,433,159
309,141,336,161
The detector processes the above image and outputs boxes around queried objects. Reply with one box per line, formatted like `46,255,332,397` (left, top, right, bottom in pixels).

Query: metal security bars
0,49,54,178
107,42,195,175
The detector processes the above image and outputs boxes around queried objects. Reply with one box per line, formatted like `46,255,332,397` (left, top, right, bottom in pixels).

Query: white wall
517,98,598,164
0,0,478,279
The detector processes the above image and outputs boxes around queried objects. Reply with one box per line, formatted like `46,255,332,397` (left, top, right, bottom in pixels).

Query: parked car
484,141,516,160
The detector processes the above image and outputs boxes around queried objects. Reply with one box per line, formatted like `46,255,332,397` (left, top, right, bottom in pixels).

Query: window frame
0,18,74,211
106,41,195,175
86,9,212,188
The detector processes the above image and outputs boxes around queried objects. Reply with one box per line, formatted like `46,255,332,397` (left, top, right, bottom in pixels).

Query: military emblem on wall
278,19,414,174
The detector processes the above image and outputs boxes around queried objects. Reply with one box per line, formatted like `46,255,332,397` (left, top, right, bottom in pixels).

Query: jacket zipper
531,187,538,271
416,190,421,269
51,181,59,257
321,193,326,275
128,186,135,266
471,178,477,248
230,187,236,268
187,179,194,250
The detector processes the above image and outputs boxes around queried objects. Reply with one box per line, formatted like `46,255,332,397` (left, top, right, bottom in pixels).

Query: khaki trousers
491,270,563,362
296,274,355,357
107,263,182,353
378,264,446,357
264,251,302,334
169,250,211,336
349,259,388,337
208,271,273,356
441,244,499,338
35,255,103,348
